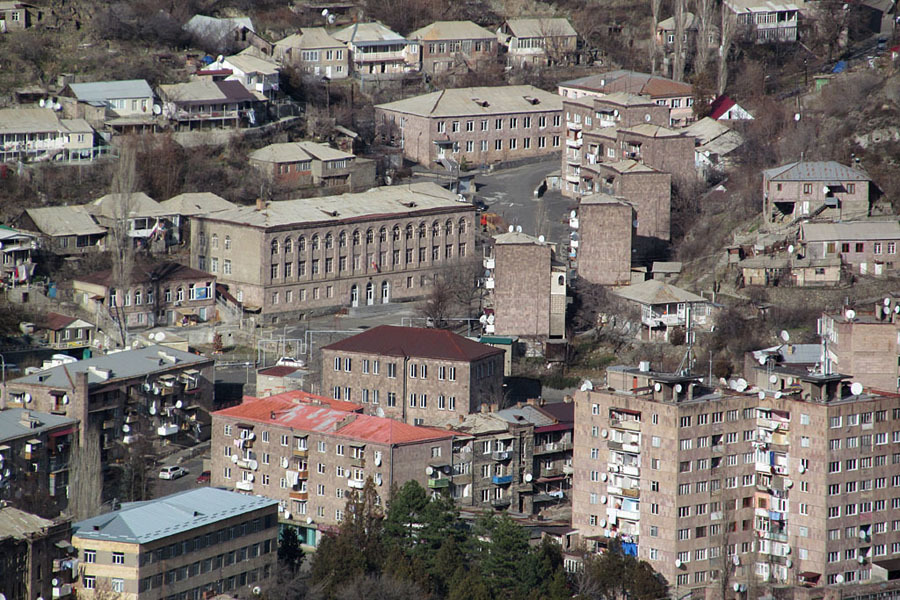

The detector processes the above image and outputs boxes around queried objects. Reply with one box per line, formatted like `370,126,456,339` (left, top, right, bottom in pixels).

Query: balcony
353,50,407,63
292,448,308,458
534,441,573,455
566,121,582,131
484,277,495,289
620,487,640,499
492,450,510,461
351,457,366,468
236,458,257,470
610,419,641,432
483,256,495,270
289,490,308,501
492,474,513,485
428,477,450,489
235,480,253,491
566,137,583,148
53,584,73,599
348,479,365,489
297,470,309,480
491,497,511,508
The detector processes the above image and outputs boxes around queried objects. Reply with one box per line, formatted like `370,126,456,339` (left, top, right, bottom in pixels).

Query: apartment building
375,85,563,168
573,368,900,595
801,220,900,276
576,194,634,286
409,20,497,74
72,488,278,599
0,108,95,164
0,507,74,600
210,393,455,546
587,160,672,241
724,0,800,43
333,22,419,79
819,306,900,393
617,124,696,182
249,140,375,192
0,408,77,510
2,346,215,457
274,28,348,79
497,18,578,67
189,183,476,323
320,325,504,426
763,161,871,229
558,71,696,127
483,231,567,339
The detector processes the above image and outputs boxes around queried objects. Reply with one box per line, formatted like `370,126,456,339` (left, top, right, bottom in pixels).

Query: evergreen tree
278,526,305,575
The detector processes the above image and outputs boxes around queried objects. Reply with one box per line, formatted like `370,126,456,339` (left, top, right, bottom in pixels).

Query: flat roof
801,220,900,243
67,80,153,102
0,408,77,444
376,85,561,118
322,325,504,362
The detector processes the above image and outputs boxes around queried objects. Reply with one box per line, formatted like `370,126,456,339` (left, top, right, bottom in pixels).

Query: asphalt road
153,454,207,498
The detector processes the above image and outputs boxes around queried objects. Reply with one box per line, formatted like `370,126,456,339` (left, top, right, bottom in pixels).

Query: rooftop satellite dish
780,330,790,342
321,8,329,16
524,473,533,482
758,391,766,400
328,14,336,24
644,113,651,122
769,374,778,384
653,382,662,392
156,331,166,341
376,407,385,418
538,235,545,243
886,297,892,307
123,424,131,433
846,309,856,320
758,355,767,365
822,186,830,195
149,332,159,341
794,113,801,121
735,378,748,392
851,382,864,396
152,104,162,115
787,245,794,254
216,54,224,64
674,383,682,393
516,225,523,233
570,210,577,219
580,380,594,391
508,225,514,233
53,102,61,111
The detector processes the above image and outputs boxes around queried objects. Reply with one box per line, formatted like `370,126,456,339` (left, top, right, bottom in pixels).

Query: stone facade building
485,231,566,338
375,85,563,168
819,307,900,394
617,124,696,182
248,140,375,193
189,183,476,324
210,393,455,547
0,507,74,600
320,325,504,426
573,368,900,595
590,160,671,241
72,488,278,599
409,20,497,74
763,161,871,230
801,220,900,277
497,18,578,67
274,28,348,79
577,194,634,286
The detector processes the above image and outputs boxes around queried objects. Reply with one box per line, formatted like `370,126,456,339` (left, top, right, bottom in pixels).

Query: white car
275,356,305,368
158,465,188,480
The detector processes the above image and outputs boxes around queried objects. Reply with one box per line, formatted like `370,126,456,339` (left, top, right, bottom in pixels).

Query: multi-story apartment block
0,408,77,510
763,161,871,229
211,393,455,546
72,488,278,599
497,18,578,67
819,306,900,393
274,28,348,79
3,346,214,458
559,71,696,127
617,124,696,182
375,85,563,169
248,140,375,193
0,108,95,164
409,21,497,74
189,183,476,323
0,507,74,600
576,194,634,286
333,22,419,79
574,365,900,595
73,260,216,329
588,160,672,241
483,231,567,339
724,0,799,43
801,220,900,276
320,325,504,426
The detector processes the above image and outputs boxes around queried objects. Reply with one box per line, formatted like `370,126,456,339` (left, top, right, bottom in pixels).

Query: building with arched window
190,183,475,323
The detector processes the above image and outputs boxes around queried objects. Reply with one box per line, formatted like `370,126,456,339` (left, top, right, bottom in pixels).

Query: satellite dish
633,219,639,228
375,473,383,485
252,586,262,596
885,297,892,307
653,382,661,392
794,113,801,121
601,473,608,481
216,54,224,64
231,454,238,463
774,391,782,399
51,578,59,587
516,225,523,233
644,113,651,122
599,519,607,527
152,104,162,115
283,511,291,520
53,102,61,111
784,479,793,488
786,558,793,568
798,464,806,473
508,225,514,233
735,379,748,392
538,235,545,243
156,331,166,341
487,314,495,324
601,429,608,438
780,330,790,342
425,465,434,475
851,382,863,395
769,375,778,384
675,559,683,568
758,391,766,400
758,356,767,365
376,407,385,418
580,380,594,391
613,109,619,116
175,400,183,409
674,383,682,393
306,516,314,524
143,382,151,392
62,394,69,405
787,245,794,254
894,305,900,314
328,13,336,23
859,529,868,539
479,314,487,324
39,98,46,107
24,393,31,404
123,424,131,433
321,8,329,16
846,309,856,319
733,583,741,592
524,473,533,482
836,574,844,584
570,210,577,219
600,495,607,504
733,555,741,566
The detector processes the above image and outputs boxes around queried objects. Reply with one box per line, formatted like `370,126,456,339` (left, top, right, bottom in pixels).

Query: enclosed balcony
428,477,450,489
492,474,513,485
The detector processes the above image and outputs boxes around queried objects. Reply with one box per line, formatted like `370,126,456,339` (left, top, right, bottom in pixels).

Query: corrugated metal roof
723,0,799,12
74,260,212,288
89,192,165,219
801,220,900,242
612,279,707,305
580,193,631,206
73,488,276,544
243,390,358,413
159,192,236,216
333,22,406,45
0,506,55,541
763,161,869,182
0,408,77,445
323,325,504,362
376,85,561,118
222,54,279,76
494,231,545,245
503,18,577,38
158,80,255,105
0,108,70,135
196,182,469,229
67,80,153,102
409,20,495,41
620,123,685,138
24,205,106,237
276,28,345,50
494,405,556,427
598,159,661,174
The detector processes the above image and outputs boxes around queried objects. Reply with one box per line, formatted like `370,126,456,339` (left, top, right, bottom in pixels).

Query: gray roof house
16,205,107,255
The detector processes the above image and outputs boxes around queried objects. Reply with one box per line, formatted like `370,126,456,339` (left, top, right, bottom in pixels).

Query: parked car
196,470,211,484
275,356,305,368
158,465,188,480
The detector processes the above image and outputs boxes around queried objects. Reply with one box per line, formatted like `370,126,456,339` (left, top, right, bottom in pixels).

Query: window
84,576,96,590
113,552,125,564
84,549,96,563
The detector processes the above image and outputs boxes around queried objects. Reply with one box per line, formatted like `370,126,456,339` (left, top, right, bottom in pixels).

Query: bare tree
693,0,714,75
672,0,687,81
717,6,736,95
650,0,664,74
108,140,139,347
68,425,102,522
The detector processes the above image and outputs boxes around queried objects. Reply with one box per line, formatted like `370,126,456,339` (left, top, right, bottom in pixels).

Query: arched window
405,224,413,240
418,222,426,239
311,235,320,250
211,233,219,249
558,275,565,286
224,235,231,250
134,289,142,305
445,219,453,235
338,231,347,248
380,227,387,243
284,238,293,253
176,287,184,302
325,233,334,249
354,230,362,246
298,236,306,252
432,220,440,236
365,229,374,244
271,239,279,255
393,226,401,241
458,218,467,234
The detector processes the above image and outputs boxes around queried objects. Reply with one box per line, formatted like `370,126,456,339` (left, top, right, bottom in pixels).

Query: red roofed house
210,392,457,546
35,312,97,351
708,94,753,121
321,325,505,426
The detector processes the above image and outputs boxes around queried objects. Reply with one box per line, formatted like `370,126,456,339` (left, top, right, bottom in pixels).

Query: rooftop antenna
675,303,694,375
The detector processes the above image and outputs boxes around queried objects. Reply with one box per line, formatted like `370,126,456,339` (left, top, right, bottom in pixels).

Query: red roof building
210,395,459,540
321,326,505,426
708,94,754,121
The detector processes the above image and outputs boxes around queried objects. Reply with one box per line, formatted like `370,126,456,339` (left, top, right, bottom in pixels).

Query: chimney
255,198,266,211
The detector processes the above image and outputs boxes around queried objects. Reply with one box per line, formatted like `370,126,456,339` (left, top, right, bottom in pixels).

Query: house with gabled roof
497,18,578,67
763,160,872,228
274,28,348,79
320,325,504,426
35,312,96,350
409,20,497,74
15,205,106,255
801,220,900,277
333,21,419,79
612,279,715,340
708,94,754,120
157,79,259,130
